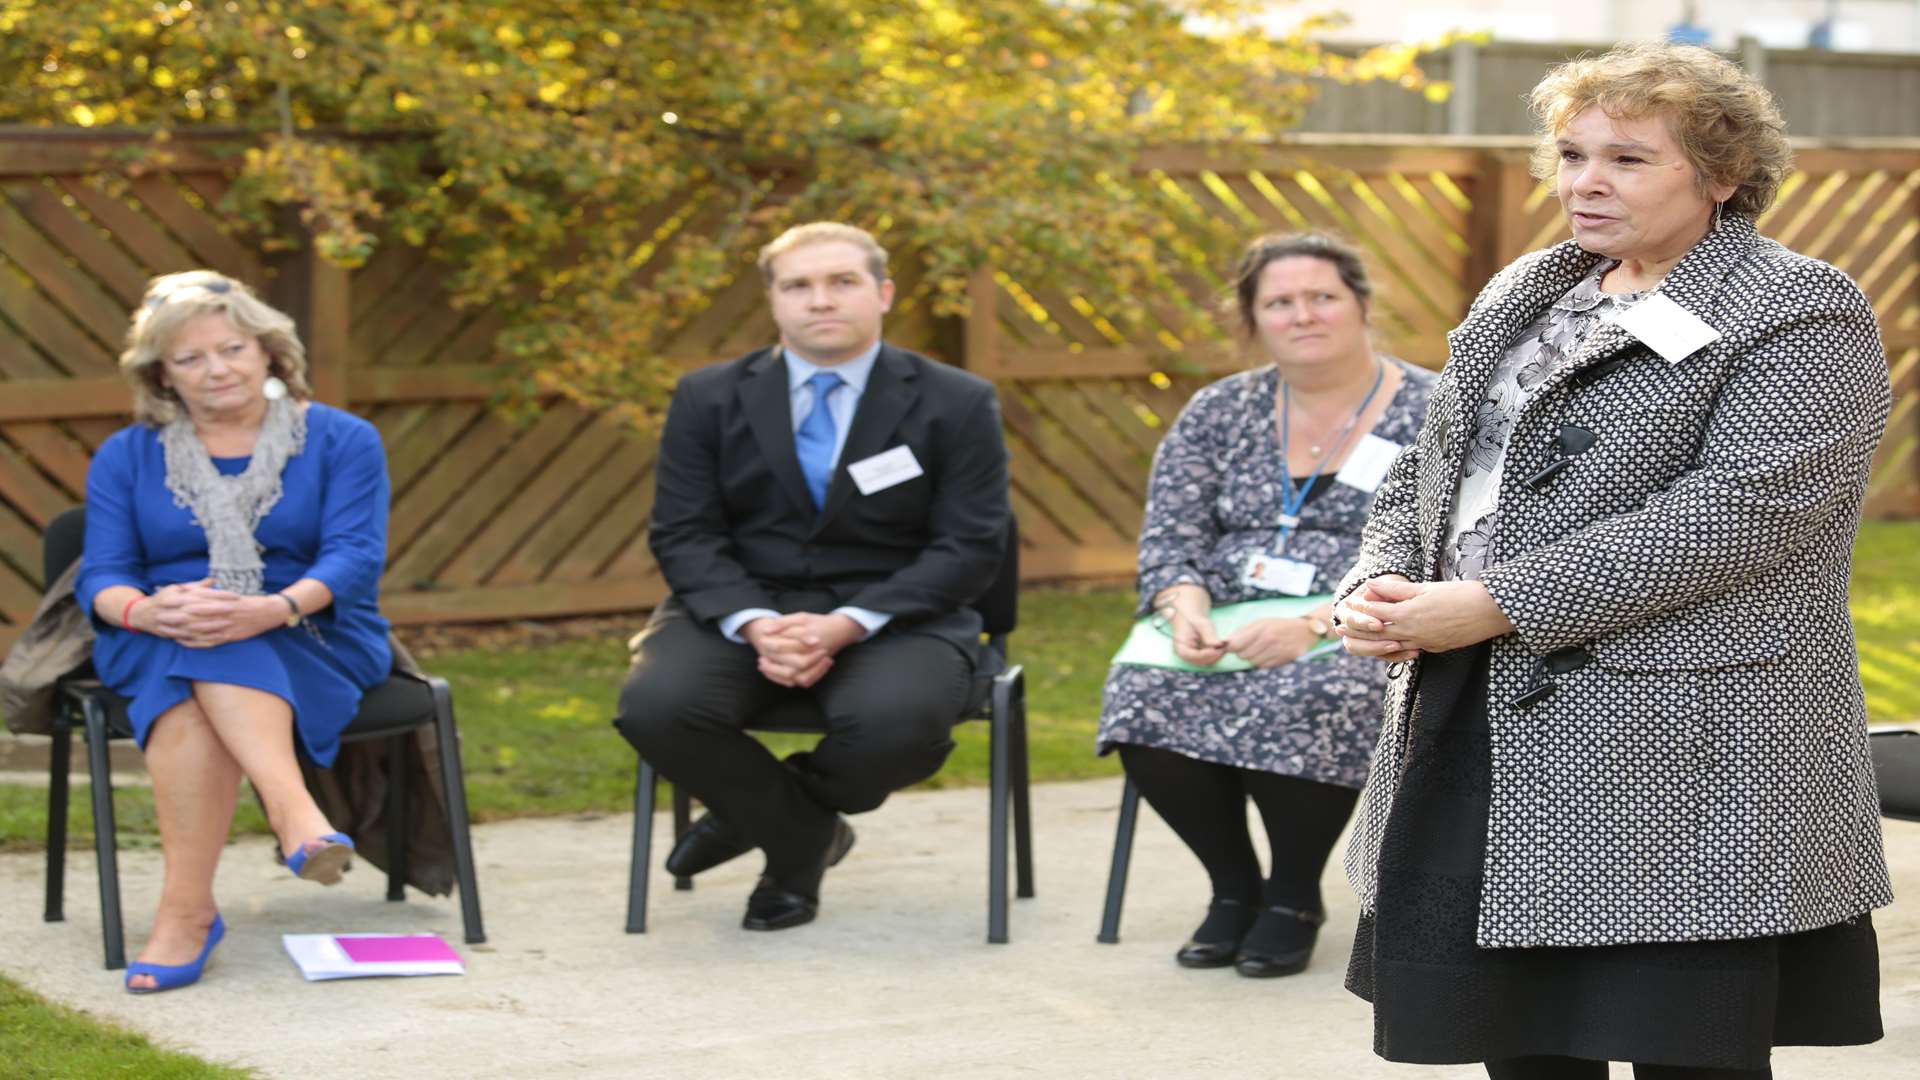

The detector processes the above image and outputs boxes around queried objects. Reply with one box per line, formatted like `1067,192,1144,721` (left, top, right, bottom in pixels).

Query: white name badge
1334,433,1403,493
846,444,925,495
1243,552,1316,596
1609,293,1721,365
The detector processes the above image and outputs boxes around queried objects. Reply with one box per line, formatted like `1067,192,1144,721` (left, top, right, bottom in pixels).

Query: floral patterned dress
1097,359,1435,788
1441,261,1647,580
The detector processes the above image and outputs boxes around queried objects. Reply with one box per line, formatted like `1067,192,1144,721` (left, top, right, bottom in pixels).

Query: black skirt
1346,642,1883,1069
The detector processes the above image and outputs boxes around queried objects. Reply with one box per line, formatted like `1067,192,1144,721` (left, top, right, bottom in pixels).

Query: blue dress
74,403,393,767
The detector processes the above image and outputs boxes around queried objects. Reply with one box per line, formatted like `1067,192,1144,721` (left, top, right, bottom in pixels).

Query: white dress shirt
719,342,893,644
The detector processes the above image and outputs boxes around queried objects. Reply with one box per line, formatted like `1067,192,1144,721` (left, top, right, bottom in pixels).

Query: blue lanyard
1273,359,1386,553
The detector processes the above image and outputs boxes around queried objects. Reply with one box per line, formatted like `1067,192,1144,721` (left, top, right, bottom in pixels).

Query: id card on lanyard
1242,361,1386,597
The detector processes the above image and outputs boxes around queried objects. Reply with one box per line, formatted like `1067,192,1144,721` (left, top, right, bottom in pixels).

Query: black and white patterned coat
1339,213,1895,948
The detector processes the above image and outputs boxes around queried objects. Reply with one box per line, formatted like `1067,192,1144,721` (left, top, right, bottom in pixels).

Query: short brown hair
1528,41,1791,219
756,222,889,286
1228,232,1374,337
119,270,311,426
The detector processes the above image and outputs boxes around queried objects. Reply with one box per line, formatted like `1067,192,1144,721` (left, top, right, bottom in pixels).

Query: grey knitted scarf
160,398,307,595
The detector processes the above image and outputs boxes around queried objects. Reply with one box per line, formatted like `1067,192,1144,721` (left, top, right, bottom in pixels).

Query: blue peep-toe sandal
287,832,355,885
125,913,225,994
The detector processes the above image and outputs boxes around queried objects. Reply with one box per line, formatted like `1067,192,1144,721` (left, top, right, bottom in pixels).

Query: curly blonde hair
119,270,311,426
1528,41,1792,219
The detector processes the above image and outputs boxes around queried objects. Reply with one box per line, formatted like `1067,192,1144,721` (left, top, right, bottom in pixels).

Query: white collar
783,341,881,396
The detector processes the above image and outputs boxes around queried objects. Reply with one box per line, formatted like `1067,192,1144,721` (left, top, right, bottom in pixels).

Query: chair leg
82,697,125,970
45,715,70,923
671,784,693,892
427,678,486,945
385,733,410,902
986,669,1013,945
1007,667,1035,900
1097,776,1142,945
626,758,657,933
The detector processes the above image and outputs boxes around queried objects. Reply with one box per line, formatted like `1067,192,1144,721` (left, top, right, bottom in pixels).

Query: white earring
262,376,288,401
1711,200,1724,232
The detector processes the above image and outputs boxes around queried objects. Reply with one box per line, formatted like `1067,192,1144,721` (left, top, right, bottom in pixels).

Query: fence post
268,222,353,409
1447,40,1480,137
1464,151,1535,297
1738,36,1768,85
963,265,1001,377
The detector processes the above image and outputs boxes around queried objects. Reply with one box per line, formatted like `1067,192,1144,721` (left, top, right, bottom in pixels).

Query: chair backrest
972,514,1020,638
1872,729,1920,823
44,506,86,587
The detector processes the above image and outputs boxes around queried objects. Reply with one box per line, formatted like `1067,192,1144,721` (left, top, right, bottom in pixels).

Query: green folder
1110,594,1342,673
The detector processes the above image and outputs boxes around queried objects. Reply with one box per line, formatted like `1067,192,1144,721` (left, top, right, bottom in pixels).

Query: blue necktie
795,371,844,510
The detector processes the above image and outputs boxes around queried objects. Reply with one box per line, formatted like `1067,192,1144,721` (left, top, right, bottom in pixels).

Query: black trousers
614,609,974,878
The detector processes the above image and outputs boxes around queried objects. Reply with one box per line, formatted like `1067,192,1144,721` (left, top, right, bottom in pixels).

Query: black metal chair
1097,776,1143,944
1871,728,1920,824
39,506,487,970
625,518,1035,943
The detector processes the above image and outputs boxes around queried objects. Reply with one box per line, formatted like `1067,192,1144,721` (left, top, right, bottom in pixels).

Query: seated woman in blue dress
76,270,393,993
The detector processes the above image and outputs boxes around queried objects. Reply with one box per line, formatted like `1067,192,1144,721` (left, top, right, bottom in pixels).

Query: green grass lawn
0,972,254,1079
4,522,1916,855
1850,520,1920,726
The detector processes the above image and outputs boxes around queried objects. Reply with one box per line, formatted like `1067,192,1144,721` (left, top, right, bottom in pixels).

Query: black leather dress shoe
665,812,754,877
740,818,856,932
1233,904,1324,978
743,877,819,930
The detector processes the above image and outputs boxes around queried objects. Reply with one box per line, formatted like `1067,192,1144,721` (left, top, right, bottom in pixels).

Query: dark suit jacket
647,343,1010,649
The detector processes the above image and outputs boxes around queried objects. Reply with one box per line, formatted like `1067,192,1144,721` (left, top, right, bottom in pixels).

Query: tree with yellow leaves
0,0,1435,412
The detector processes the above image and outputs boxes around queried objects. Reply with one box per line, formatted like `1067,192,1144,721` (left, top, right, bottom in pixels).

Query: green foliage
0,972,255,1078
0,1,1436,415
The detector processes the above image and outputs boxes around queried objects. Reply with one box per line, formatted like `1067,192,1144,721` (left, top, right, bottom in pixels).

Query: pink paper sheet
334,935,461,965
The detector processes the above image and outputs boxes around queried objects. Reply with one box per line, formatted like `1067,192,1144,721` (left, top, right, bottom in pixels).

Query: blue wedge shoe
125,913,225,994
286,831,355,885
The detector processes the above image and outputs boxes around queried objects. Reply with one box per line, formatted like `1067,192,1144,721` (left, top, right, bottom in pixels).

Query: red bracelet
121,595,149,632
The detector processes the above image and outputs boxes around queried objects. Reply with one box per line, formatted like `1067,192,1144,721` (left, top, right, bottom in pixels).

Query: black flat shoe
1233,904,1324,978
1175,897,1255,969
1175,939,1241,968
665,812,754,877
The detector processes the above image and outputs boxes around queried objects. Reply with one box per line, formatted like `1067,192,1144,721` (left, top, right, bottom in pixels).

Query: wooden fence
0,130,1915,652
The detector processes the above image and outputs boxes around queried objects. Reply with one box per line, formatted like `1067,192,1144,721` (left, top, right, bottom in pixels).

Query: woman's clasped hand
128,579,289,648
1333,575,1516,661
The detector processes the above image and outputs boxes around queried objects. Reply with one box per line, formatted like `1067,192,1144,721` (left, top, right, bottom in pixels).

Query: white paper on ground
282,933,466,981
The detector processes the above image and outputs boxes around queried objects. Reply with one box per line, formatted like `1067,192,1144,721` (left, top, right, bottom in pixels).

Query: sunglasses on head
144,278,233,310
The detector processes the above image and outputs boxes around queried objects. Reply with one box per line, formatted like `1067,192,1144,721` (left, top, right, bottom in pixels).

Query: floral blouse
1441,261,1649,580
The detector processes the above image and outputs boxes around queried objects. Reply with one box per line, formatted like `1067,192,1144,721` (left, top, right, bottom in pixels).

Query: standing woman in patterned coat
1098,233,1434,977
1335,42,1891,1078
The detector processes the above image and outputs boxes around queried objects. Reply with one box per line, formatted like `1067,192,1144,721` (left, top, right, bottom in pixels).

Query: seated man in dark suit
615,222,1011,931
